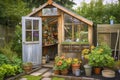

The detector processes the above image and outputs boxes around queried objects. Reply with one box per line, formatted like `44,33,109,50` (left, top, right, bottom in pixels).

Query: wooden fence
97,24,120,60
0,25,15,47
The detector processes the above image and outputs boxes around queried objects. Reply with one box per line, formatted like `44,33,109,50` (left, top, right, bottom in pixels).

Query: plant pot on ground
54,55,69,75
84,64,92,76
72,58,81,75
23,62,33,73
88,44,115,75
114,60,120,73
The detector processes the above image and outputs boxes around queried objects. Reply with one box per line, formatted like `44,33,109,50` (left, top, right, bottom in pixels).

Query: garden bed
5,66,42,80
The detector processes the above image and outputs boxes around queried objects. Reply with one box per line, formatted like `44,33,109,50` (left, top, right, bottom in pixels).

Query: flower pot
23,65,32,73
75,69,80,76
54,70,60,75
84,64,92,76
61,69,68,75
72,64,80,75
102,70,115,78
94,67,101,75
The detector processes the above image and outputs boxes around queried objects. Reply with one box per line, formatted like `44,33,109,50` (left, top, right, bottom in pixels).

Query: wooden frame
27,0,94,56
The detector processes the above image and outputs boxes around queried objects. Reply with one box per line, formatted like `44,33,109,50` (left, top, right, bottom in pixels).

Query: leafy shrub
11,25,22,57
0,67,6,80
1,64,18,76
0,54,10,66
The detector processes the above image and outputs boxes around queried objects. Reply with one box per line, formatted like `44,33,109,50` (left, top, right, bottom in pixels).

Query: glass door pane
26,19,32,29
26,31,32,41
33,20,39,30
33,31,39,41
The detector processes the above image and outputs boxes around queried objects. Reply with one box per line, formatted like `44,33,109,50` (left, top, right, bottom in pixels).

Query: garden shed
22,0,95,66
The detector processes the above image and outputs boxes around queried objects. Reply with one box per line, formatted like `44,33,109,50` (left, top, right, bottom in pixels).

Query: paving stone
30,68,49,76
30,72,42,76
41,78,51,80
19,78,27,80
42,71,52,77
37,68,49,73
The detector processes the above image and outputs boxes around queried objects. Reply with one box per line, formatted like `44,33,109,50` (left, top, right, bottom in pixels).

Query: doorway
42,16,58,61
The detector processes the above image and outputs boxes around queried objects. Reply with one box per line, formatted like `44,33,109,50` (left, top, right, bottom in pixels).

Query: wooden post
58,10,63,56
72,21,74,41
48,0,53,5
88,26,93,45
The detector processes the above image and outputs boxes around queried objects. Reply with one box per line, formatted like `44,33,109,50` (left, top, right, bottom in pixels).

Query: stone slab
42,71,52,77
30,68,49,76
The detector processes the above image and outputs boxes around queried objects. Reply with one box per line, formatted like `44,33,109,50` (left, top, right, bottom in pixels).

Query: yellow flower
91,45,95,50
84,55,89,59
66,58,72,64
82,49,89,55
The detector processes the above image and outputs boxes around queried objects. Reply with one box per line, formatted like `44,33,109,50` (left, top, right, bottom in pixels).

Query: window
42,7,57,16
25,19,39,42
64,14,88,44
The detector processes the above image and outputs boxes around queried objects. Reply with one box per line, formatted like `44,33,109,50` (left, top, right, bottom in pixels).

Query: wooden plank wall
97,24,120,50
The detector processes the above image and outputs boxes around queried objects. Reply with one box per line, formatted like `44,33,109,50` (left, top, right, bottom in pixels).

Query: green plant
0,67,6,80
11,25,22,57
0,42,18,61
72,58,82,64
22,75,41,80
0,53,10,66
54,55,68,70
114,60,120,70
109,16,116,20
52,77,65,80
1,64,18,76
88,44,115,67
23,62,33,67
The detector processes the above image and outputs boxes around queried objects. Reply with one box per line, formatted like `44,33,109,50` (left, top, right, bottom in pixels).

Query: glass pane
33,20,39,30
64,25,72,41
42,8,57,15
26,31,32,41
80,24,88,43
26,19,32,29
33,31,39,41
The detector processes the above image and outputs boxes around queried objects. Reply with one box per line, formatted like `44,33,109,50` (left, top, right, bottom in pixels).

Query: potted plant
109,16,115,24
54,55,69,75
22,62,33,73
72,58,82,75
82,46,93,76
114,60,120,73
88,44,115,74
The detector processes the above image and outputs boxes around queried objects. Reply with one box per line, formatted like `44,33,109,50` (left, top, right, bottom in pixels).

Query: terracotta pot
23,65,32,73
61,69,68,75
72,64,80,74
94,67,101,75
54,70,60,75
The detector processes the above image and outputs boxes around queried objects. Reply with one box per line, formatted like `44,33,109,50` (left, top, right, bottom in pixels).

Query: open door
22,17,42,67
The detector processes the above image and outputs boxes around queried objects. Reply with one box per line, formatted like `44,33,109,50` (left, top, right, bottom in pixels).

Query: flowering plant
88,44,115,67
72,58,82,64
54,55,68,70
